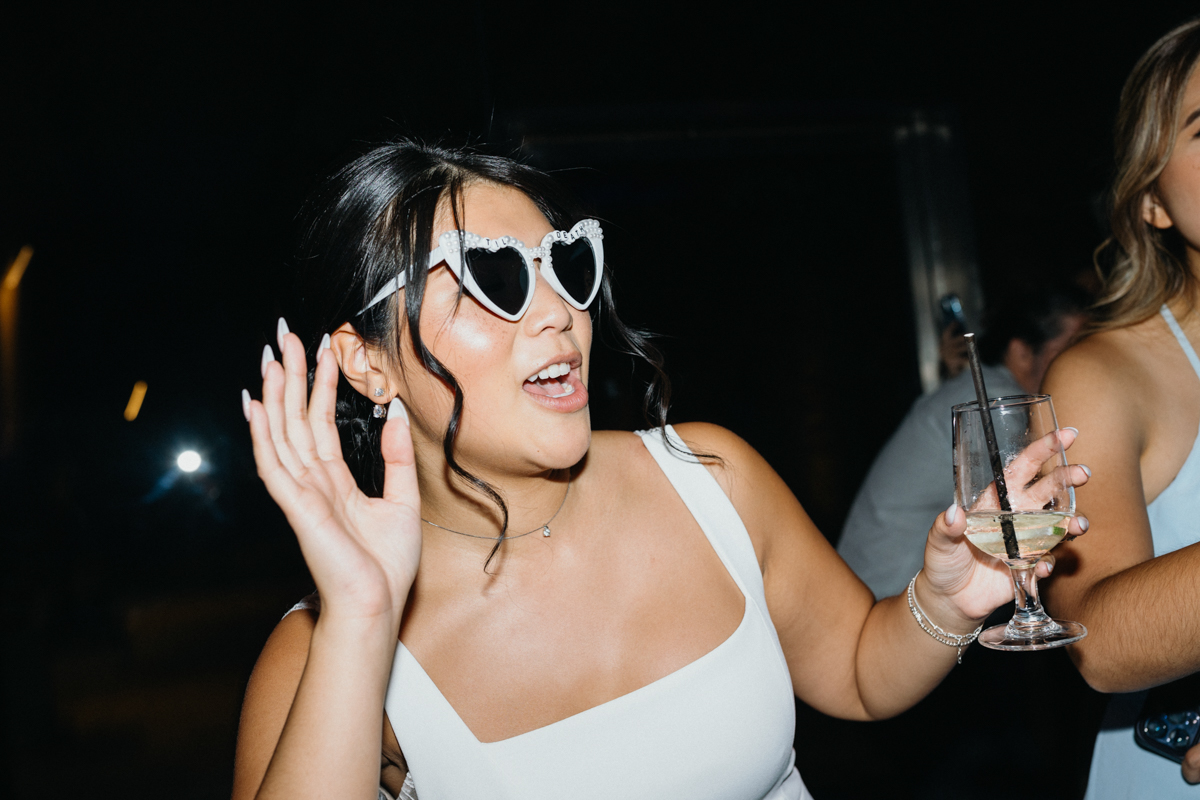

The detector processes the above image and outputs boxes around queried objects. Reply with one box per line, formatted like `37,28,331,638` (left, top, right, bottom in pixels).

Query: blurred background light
1,245,32,292
124,380,148,421
176,450,201,472
1,245,33,456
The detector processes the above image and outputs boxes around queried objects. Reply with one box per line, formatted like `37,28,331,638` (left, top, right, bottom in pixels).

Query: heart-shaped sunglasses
360,219,604,321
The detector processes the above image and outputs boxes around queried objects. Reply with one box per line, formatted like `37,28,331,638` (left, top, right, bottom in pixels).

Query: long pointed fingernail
1079,464,1092,478
388,397,408,425
317,332,331,363
276,317,289,350
945,502,959,524
241,389,251,421
1078,516,1090,532
261,344,274,378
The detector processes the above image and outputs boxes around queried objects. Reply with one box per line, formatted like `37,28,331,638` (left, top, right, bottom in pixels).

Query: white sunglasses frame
360,218,604,321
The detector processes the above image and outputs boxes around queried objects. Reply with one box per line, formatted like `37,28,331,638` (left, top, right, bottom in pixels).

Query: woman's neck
413,454,574,543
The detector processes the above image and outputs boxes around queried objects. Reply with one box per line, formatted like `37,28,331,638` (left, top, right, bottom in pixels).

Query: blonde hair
1093,17,1200,331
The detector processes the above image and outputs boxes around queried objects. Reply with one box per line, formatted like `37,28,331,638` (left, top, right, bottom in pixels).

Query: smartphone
1134,675,1200,763
939,293,967,332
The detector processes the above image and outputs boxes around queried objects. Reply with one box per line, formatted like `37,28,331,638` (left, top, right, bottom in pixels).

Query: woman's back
1047,307,1200,506
1045,303,1200,798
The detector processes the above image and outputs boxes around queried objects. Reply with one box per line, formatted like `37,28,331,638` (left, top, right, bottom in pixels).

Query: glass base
978,619,1087,651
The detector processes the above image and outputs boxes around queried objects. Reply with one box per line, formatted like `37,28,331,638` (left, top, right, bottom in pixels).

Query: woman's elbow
1068,639,1159,694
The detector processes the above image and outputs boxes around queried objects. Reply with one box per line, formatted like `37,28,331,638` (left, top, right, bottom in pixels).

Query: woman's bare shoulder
1046,319,1176,420
240,609,315,724
669,421,761,496
1053,326,1145,379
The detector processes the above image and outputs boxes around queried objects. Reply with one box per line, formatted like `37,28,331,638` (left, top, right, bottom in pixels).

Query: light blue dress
1084,306,1200,799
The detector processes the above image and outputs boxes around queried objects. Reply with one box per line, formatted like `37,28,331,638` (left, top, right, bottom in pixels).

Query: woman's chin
536,420,592,471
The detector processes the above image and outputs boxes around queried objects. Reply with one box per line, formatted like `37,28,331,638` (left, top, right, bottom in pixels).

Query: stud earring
372,404,387,419
374,388,384,397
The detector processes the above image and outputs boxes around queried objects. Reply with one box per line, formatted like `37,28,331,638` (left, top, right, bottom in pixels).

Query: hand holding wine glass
953,393,1088,650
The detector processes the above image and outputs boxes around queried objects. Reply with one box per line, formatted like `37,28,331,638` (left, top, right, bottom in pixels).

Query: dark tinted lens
550,238,598,305
464,247,529,316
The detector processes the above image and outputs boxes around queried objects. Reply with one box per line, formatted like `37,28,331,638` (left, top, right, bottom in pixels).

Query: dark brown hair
294,140,672,563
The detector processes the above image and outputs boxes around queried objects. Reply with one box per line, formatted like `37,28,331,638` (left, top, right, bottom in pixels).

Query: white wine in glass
952,394,1086,651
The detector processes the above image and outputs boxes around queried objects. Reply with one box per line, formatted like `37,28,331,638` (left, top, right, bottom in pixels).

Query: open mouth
523,361,576,399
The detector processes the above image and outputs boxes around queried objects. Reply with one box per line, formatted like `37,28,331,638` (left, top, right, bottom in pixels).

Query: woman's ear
1142,192,1175,229
330,322,391,405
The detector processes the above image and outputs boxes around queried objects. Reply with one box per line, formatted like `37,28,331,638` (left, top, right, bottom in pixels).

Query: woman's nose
522,267,572,333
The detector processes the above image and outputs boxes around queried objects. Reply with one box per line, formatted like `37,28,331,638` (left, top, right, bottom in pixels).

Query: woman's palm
245,323,422,626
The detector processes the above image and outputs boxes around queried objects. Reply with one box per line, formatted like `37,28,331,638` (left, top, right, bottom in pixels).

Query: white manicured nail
241,389,251,421
1079,464,1092,478
261,344,274,377
317,332,331,363
945,503,959,524
388,398,408,425
1064,427,1079,436
1077,516,1090,532
277,317,289,350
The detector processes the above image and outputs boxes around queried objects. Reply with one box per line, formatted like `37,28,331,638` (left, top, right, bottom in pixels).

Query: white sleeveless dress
380,425,810,800
1083,306,1200,798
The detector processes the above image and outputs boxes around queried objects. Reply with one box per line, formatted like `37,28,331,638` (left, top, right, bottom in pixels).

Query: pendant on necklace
542,525,551,537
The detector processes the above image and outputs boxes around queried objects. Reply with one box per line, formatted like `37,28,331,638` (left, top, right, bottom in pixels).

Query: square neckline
392,427,754,746
395,598,751,746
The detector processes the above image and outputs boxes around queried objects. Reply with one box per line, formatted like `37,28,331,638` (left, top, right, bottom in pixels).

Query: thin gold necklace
421,473,571,540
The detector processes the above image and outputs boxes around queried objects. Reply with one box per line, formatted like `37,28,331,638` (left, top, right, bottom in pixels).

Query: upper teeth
530,362,571,382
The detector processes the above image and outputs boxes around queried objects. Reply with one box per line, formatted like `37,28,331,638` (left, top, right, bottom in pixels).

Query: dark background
3,3,1196,798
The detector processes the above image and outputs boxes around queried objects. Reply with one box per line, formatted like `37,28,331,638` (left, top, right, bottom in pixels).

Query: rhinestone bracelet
906,571,983,664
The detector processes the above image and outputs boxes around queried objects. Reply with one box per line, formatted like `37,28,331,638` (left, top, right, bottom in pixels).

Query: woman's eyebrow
1183,106,1200,129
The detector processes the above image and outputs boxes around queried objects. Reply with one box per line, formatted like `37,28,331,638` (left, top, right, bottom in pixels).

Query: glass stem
1007,563,1060,635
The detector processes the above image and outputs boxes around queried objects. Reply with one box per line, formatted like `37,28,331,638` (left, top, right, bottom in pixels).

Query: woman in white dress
229,141,1089,800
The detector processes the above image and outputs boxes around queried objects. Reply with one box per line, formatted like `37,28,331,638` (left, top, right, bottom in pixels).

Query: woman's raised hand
917,427,1092,624
243,318,422,630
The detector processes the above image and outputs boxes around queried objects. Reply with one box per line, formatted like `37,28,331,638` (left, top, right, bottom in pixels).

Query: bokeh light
176,450,201,472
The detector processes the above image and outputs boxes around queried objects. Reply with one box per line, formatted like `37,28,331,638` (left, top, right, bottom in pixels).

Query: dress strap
1161,305,1200,379
636,426,766,607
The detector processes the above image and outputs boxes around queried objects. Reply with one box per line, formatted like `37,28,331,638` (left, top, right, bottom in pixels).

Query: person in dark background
229,141,1089,800
838,288,1086,599
1042,16,1200,796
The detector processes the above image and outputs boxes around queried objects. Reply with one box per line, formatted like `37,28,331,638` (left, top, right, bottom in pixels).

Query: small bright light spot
177,451,202,472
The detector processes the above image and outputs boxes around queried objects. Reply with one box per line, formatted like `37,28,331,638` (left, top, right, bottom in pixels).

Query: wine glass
952,394,1087,650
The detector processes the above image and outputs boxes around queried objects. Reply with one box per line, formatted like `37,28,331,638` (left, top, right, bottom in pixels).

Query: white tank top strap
635,425,768,610
1161,304,1200,378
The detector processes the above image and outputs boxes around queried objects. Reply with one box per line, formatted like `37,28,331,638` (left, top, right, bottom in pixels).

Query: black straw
963,333,1020,560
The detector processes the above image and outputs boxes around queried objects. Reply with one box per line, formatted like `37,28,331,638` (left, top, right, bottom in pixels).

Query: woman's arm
232,611,314,800
1040,338,1200,693
231,323,423,799
232,610,403,800
674,422,1082,721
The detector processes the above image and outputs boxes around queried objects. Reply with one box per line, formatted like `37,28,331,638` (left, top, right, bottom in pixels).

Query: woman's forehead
432,182,554,245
